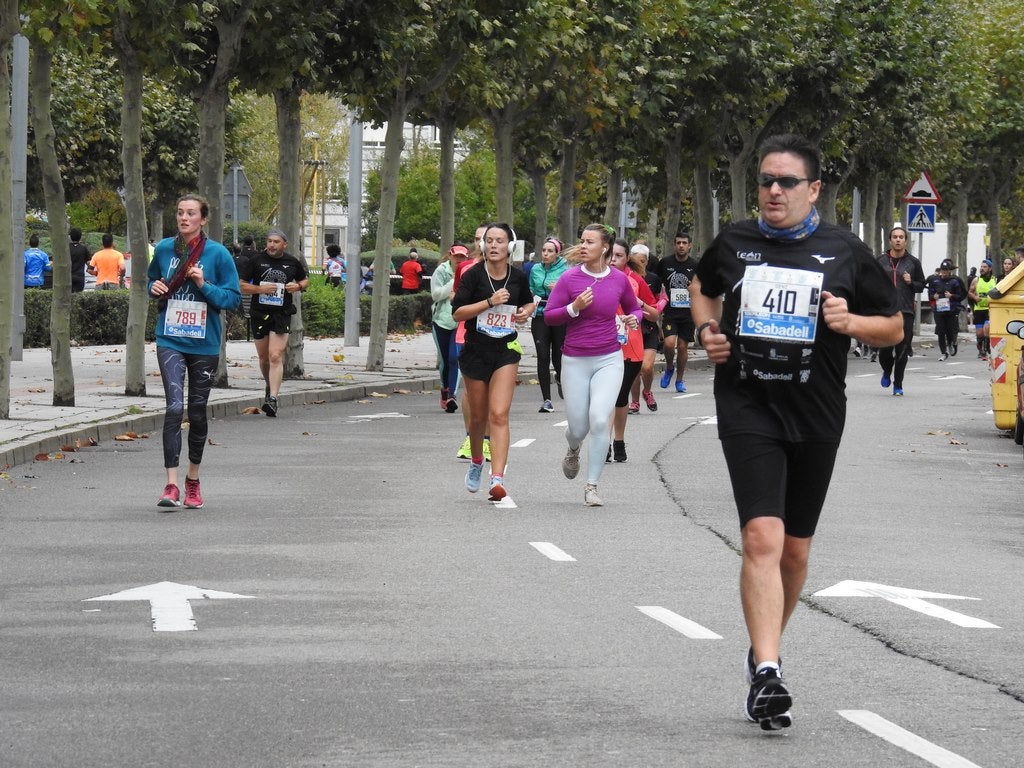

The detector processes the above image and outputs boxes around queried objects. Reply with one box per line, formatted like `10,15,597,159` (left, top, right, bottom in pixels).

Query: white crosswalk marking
511,438,535,448
838,710,982,768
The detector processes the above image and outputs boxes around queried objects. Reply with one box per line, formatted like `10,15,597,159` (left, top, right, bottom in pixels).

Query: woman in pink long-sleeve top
544,223,642,507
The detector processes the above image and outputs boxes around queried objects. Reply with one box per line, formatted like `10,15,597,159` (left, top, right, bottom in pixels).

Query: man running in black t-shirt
691,134,902,731
237,228,309,416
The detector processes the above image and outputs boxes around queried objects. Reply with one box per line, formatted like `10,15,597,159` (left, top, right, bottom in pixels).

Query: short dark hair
243,234,254,246
69,227,82,242
102,233,114,248
675,232,691,242
29,234,39,247
326,243,341,257
177,193,210,219
889,226,908,238
758,134,821,181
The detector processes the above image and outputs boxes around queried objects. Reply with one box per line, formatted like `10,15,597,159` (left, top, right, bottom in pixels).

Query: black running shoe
262,395,278,417
745,665,792,730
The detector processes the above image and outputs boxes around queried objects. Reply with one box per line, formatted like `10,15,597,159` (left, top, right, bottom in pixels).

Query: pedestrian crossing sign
907,203,936,232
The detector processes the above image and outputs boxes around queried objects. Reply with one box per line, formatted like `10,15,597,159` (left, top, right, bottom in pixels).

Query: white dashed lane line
636,606,723,639
529,542,576,561
838,710,983,768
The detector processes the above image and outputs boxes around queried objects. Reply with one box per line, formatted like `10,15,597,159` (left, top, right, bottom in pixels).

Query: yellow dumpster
986,260,1024,432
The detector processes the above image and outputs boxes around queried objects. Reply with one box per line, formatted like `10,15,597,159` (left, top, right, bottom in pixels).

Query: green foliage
21,284,430,348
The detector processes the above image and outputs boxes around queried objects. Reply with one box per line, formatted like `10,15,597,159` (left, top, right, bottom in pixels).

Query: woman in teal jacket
431,243,470,412
148,194,240,510
529,237,569,412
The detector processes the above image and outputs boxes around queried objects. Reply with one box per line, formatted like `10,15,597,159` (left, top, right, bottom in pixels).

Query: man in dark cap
237,228,309,416
928,259,966,360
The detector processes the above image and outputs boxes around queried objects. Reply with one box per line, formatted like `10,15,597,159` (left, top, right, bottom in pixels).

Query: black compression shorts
720,434,840,538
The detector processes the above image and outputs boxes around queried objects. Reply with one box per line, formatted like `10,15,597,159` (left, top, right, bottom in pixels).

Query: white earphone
481,224,517,257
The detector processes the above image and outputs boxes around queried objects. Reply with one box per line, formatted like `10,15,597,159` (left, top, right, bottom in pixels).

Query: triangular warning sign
902,171,941,203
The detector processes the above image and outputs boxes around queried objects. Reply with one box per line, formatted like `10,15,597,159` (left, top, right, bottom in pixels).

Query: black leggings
615,359,643,407
934,312,959,354
879,313,915,387
531,318,565,400
156,346,218,469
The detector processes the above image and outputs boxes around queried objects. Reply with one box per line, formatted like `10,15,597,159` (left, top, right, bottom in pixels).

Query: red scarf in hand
163,233,206,296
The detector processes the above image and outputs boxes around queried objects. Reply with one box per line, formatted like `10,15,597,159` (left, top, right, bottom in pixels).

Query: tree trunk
28,42,75,406
662,124,684,258
492,113,515,224
366,105,408,372
115,15,150,397
726,145,753,224
276,87,305,378
604,166,622,231
437,109,456,251
193,5,251,387
818,180,839,225
693,158,715,253
528,166,548,249
986,194,1001,267
0,2,18,419
862,175,879,251
555,135,577,246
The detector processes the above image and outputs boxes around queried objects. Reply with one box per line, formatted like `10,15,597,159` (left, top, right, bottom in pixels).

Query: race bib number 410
738,264,822,344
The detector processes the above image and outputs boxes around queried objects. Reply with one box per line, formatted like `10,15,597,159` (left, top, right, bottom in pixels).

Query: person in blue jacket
23,234,52,287
147,194,240,510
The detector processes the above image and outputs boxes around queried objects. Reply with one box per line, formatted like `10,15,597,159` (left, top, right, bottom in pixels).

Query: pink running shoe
643,390,658,412
183,478,204,509
158,483,180,508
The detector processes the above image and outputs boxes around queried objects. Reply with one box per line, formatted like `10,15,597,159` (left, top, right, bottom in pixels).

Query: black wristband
486,297,493,308
694,321,713,347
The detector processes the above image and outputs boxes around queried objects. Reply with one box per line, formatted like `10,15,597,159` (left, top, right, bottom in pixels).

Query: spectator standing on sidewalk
399,248,423,295
68,227,91,292
148,194,240,509
238,228,309,417
88,233,126,289
876,226,925,396
23,234,52,287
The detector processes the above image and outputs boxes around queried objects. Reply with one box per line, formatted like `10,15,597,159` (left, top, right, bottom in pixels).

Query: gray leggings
561,351,623,483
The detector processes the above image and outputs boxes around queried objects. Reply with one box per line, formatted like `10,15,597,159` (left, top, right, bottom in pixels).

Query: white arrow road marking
511,438,535,448
673,393,701,399
85,581,255,632
529,542,576,561
838,710,982,768
492,496,518,509
855,373,878,378
932,374,975,380
348,412,409,420
814,581,1000,628
636,606,722,639
553,420,568,427
699,416,718,425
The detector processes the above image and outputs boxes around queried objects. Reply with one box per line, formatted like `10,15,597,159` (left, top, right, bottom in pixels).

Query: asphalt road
2,348,1021,767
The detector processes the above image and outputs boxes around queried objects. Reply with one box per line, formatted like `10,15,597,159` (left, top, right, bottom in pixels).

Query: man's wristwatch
694,321,713,347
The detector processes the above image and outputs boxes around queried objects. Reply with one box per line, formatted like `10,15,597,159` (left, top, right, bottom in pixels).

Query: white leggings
561,351,623,484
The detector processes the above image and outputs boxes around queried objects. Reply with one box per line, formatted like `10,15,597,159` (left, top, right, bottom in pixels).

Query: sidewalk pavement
1,331,472,471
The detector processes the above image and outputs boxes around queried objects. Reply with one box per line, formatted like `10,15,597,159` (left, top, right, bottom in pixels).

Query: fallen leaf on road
927,430,951,435
207,438,219,445
34,453,50,461
309,399,326,404
356,399,370,404
27,387,46,393
332,353,345,362
87,437,97,446
393,389,411,395
52,452,65,460
949,438,966,445
370,392,388,398
114,434,135,441
301,431,319,436
242,406,262,414
61,444,79,452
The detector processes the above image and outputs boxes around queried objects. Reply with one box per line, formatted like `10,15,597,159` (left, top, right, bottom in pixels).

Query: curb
1,374,438,471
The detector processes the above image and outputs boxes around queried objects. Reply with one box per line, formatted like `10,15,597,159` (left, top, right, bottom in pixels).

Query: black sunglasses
757,174,813,189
